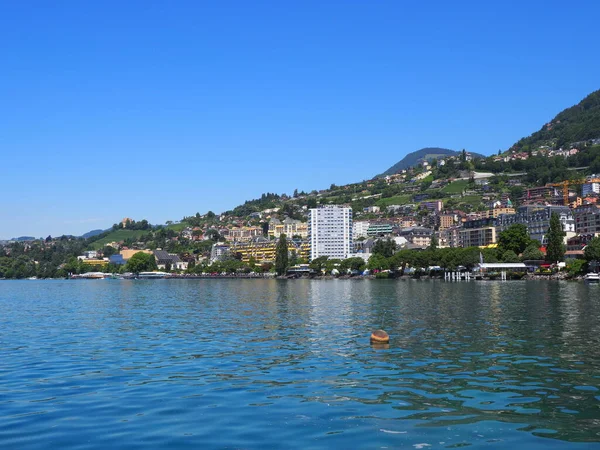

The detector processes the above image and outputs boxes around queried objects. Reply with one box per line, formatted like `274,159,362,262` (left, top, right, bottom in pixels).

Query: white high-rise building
309,206,353,261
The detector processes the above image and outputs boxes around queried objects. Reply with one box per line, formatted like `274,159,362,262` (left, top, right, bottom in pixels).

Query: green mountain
380,148,483,176
512,89,600,151
81,229,105,239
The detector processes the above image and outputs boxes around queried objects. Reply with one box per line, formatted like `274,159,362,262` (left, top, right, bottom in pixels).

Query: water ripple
1,279,600,448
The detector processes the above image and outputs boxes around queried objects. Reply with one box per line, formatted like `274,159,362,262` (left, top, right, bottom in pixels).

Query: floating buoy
370,329,389,343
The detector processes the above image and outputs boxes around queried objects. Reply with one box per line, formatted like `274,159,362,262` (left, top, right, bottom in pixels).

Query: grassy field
442,179,469,194
376,194,412,207
166,222,187,232
89,229,149,249
458,195,483,205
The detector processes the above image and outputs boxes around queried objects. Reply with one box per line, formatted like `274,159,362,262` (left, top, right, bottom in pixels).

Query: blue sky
1,1,599,238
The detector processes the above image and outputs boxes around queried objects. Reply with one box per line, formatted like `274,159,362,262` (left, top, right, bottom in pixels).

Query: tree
367,253,390,271
275,234,289,275
309,256,329,273
429,234,438,251
293,188,298,198
498,224,531,255
102,246,117,257
206,229,221,241
372,238,396,258
566,259,587,277
340,257,366,273
125,252,157,273
584,236,600,262
288,250,299,267
501,250,520,263
545,213,566,263
521,244,544,261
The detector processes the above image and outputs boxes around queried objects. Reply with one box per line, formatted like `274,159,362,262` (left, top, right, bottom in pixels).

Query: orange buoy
370,329,389,343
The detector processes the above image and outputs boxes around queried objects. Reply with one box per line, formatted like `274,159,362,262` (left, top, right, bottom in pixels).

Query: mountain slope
380,148,484,176
512,89,600,151
81,229,105,239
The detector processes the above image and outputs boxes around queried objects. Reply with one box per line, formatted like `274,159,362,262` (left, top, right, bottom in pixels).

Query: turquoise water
1,279,599,449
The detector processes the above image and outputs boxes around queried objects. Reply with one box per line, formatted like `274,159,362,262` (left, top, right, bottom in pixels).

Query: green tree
340,257,366,273
429,234,438,251
102,246,117,257
584,236,600,262
521,243,544,261
125,252,157,273
275,234,289,275
372,238,397,258
367,253,390,271
309,256,329,273
501,250,520,263
498,224,531,255
566,259,587,277
545,213,566,263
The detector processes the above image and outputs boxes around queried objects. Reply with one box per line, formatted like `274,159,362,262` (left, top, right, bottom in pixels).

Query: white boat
584,272,600,283
137,271,169,279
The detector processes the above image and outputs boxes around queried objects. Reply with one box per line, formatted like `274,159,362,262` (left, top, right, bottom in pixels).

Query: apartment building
308,206,353,260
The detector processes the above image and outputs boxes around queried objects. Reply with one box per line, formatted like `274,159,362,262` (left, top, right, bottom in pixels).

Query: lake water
1,279,600,449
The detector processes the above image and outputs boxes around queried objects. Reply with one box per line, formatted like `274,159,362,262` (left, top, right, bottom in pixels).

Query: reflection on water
0,279,599,449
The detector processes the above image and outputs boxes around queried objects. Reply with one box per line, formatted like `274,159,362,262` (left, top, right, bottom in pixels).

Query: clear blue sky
1,1,599,239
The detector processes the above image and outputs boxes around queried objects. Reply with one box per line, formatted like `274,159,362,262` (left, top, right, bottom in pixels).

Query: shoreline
1,273,593,282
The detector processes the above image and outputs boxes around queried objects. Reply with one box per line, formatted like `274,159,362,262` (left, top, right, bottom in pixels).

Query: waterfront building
496,205,574,244
231,238,310,264
109,254,126,265
268,218,308,239
308,206,353,260
459,227,496,248
80,259,109,267
352,221,370,239
153,250,188,271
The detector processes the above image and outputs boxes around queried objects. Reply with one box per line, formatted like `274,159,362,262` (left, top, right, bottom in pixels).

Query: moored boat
584,272,600,283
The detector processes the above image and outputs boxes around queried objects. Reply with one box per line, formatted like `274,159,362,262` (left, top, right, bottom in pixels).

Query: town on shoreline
3,100,600,282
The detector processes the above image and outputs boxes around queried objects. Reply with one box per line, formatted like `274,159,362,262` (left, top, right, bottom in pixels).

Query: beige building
120,249,153,260
231,239,310,263
269,218,308,238
482,207,515,219
226,226,263,242
438,215,455,230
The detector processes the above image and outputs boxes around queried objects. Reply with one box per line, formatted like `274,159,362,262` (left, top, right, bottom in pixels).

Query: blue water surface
1,279,599,449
